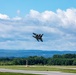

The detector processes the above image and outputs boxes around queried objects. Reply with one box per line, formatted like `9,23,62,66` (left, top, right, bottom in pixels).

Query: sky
0,0,76,51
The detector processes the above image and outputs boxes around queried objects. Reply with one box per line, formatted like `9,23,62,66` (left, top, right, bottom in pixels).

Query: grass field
0,72,40,75
0,65,76,73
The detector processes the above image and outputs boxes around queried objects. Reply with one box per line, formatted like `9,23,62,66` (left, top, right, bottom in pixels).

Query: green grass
61,69,76,73
0,65,76,73
0,72,39,75
0,65,61,71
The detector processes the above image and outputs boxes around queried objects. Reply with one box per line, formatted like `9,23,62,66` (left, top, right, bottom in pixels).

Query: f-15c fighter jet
33,33,43,42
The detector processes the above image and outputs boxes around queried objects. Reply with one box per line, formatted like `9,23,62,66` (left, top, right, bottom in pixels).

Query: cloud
57,8,76,28
0,8,76,50
0,13,10,20
12,16,22,20
17,10,20,15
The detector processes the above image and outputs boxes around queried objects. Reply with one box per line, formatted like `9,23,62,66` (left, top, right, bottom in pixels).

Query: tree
73,60,76,65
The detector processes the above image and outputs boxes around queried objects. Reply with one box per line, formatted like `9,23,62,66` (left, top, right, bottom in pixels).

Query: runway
0,68,76,75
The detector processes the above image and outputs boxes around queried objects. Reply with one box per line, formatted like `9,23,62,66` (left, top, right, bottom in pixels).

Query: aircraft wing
33,33,37,35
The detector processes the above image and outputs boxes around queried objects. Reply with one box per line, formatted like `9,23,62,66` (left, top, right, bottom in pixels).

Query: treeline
0,54,76,65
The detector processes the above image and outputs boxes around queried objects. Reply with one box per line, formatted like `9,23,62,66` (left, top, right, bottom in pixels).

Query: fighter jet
33,33,43,42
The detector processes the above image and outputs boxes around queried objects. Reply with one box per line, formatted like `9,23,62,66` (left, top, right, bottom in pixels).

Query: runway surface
0,68,76,75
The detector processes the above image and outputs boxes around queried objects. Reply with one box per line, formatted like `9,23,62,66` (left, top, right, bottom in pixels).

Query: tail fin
41,34,43,37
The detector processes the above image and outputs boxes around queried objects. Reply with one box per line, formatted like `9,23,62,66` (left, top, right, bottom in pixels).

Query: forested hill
0,50,76,57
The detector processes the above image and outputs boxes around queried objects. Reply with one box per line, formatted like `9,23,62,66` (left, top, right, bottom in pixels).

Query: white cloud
12,16,22,20
17,10,20,15
27,9,59,23
57,8,76,28
0,13,10,20
0,8,76,50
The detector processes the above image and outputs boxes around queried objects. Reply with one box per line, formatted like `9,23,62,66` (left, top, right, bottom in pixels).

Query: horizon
0,49,76,58
0,49,76,51
0,0,76,51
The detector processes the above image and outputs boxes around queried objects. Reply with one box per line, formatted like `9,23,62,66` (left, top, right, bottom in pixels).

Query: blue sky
0,0,76,17
0,0,76,50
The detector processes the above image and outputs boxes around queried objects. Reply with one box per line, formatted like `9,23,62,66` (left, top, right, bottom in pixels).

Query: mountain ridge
0,50,76,57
